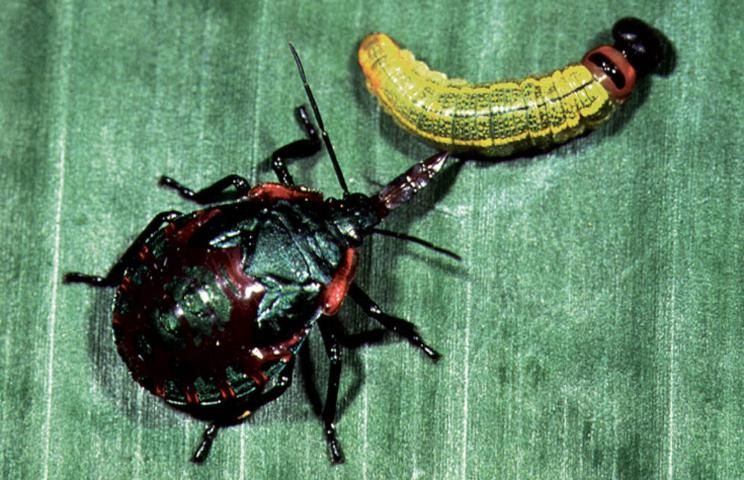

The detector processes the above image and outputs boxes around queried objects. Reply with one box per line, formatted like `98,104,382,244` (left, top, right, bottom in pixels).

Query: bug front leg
271,105,321,186
159,174,251,204
318,317,345,464
349,284,441,361
64,210,181,287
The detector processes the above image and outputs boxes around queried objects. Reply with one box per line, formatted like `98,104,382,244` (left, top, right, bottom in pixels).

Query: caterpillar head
612,17,668,76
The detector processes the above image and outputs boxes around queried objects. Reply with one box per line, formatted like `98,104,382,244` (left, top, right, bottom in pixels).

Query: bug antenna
288,43,350,195
372,228,461,261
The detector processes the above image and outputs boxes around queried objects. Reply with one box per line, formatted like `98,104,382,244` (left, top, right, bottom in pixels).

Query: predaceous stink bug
65,46,455,464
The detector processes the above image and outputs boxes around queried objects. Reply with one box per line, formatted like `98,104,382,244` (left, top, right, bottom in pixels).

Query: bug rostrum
65,45,456,464
358,17,668,157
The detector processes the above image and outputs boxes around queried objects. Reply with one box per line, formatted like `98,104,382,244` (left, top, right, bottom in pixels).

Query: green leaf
1,1,742,479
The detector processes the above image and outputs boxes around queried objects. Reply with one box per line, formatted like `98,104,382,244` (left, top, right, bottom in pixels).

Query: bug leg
159,174,251,204
191,423,220,463
349,283,441,361
63,210,182,287
318,317,345,464
190,359,296,463
271,105,321,186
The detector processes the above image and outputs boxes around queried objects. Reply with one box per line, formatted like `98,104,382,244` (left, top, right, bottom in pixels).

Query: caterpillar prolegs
358,18,666,157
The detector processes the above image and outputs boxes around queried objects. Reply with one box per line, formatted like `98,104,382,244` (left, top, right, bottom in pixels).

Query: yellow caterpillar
359,18,665,157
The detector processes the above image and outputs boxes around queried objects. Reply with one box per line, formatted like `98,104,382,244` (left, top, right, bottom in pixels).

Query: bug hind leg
271,105,322,186
191,423,220,463
349,283,441,361
63,210,181,287
191,358,297,463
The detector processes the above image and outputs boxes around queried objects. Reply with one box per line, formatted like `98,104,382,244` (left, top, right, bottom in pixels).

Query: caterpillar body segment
359,18,665,157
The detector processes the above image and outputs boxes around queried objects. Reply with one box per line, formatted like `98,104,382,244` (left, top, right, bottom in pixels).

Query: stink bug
65,45,455,464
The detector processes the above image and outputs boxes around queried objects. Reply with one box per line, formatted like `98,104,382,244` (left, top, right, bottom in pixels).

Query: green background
1,1,742,479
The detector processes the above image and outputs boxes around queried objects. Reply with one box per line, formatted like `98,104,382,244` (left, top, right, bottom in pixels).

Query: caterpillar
358,18,666,157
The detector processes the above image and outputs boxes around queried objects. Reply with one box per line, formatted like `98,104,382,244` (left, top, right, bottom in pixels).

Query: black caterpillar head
612,17,668,76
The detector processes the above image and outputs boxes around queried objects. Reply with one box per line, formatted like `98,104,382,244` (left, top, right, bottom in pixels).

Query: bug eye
582,45,636,102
